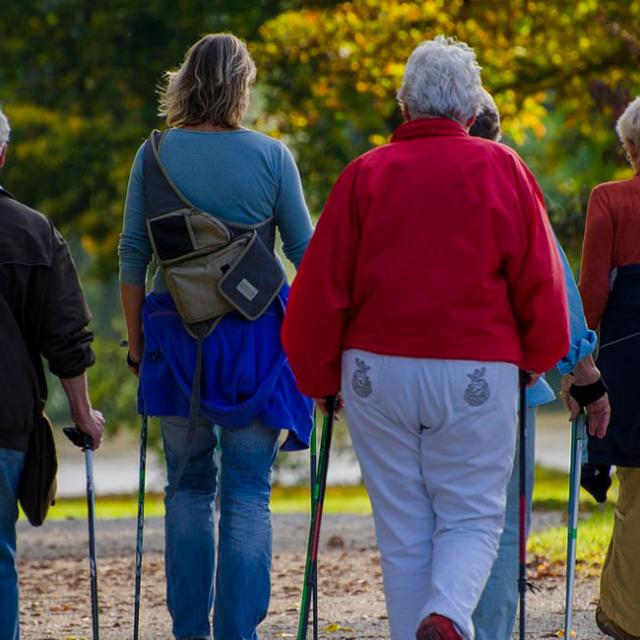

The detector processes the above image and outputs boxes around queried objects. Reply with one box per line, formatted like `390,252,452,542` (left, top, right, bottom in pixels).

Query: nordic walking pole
297,396,337,640
309,414,319,640
563,411,586,639
133,414,148,640
518,375,528,640
63,427,100,640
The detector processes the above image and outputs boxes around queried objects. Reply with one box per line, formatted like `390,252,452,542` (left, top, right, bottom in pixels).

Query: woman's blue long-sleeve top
528,238,598,407
118,128,314,449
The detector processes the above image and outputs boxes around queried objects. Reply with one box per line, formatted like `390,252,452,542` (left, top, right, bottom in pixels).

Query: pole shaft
519,383,527,639
564,416,583,637
133,416,148,640
85,449,99,640
298,398,336,640
309,420,319,640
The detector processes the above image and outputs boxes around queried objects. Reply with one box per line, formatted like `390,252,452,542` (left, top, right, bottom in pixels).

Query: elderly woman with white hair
578,97,640,640
282,36,569,640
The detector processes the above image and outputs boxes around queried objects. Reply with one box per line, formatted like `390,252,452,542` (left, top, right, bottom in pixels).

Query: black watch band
569,377,607,408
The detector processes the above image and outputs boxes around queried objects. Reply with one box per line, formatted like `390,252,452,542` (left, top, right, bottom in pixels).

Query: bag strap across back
143,130,276,250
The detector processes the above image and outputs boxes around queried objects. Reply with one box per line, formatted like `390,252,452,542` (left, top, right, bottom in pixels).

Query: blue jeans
162,417,279,640
473,407,536,640
0,448,26,640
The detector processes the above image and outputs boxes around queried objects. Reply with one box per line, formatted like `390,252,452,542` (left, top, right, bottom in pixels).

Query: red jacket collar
392,117,468,142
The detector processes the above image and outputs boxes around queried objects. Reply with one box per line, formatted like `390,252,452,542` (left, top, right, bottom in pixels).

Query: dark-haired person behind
470,90,611,640
118,34,313,640
578,96,640,640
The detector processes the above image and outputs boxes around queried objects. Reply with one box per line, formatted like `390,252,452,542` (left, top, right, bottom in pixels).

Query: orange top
579,174,640,329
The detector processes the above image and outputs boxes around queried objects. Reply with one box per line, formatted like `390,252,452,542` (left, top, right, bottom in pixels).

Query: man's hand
561,356,611,439
75,408,106,450
61,372,105,450
564,391,610,439
314,395,344,421
584,393,610,439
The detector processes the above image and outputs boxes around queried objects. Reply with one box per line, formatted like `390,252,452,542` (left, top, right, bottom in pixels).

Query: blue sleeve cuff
527,376,556,407
556,329,598,375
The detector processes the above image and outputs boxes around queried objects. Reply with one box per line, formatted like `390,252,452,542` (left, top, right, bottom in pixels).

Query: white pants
342,350,518,640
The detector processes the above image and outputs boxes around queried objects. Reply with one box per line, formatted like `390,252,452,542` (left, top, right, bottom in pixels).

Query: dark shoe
596,605,640,639
416,614,462,640
581,463,612,503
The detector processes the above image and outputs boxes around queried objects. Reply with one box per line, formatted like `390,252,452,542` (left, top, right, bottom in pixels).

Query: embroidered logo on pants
352,358,373,398
464,367,490,406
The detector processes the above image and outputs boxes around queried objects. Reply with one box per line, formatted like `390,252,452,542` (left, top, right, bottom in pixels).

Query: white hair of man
0,108,10,150
616,96,640,150
398,35,483,125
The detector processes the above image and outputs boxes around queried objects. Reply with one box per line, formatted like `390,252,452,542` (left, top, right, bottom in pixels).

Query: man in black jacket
0,107,104,640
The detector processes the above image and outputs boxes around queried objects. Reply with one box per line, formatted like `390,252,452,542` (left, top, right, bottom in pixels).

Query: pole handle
63,426,94,451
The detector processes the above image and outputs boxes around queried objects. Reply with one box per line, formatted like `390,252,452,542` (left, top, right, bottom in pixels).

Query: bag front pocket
218,232,286,321
164,237,248,324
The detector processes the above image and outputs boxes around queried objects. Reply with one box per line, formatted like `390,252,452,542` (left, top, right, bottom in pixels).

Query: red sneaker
416,614,463,640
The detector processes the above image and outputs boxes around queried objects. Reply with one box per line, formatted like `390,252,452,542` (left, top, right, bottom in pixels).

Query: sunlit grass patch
22,484,373,522
530,466,616,571
271,483,372,514
20,494,166,522
528,505,613,571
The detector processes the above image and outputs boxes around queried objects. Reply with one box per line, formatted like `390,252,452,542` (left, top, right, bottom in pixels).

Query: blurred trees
3,1,640,428
1,0,340,429
255,0,640,258
0,0,336,276
4,0,639,271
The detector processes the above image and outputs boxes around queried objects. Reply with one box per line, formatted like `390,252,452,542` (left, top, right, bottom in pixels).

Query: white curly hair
616,96,640,151
398,35,483,125
0,107,10,150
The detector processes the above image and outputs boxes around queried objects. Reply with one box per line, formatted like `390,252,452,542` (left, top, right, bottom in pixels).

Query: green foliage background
2,0,640,431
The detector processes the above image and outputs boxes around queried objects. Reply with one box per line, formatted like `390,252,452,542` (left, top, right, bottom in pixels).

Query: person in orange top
579,96,640,639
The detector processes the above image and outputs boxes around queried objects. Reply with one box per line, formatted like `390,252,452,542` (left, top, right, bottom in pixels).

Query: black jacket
0,187,94,450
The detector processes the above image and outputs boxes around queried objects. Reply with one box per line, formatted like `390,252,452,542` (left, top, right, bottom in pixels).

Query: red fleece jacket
282,118,569,397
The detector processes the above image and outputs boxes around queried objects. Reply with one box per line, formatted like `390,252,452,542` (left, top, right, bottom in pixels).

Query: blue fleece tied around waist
138,286,313,451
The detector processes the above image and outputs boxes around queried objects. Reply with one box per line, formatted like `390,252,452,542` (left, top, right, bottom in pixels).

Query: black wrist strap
127,351,140,371
569,377,607,408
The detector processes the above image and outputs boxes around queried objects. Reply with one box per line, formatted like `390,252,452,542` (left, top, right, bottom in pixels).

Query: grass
528,505,613,570
28,466,617,569
527,467,616,569
23,484,374,522
32,466,618,521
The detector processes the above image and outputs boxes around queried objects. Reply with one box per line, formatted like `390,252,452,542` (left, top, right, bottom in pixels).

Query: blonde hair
158,33,256,128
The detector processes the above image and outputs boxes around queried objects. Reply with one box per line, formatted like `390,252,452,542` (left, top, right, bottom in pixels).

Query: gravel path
17,514,607,639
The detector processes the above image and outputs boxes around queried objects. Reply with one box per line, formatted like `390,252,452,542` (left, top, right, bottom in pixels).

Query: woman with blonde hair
579,96,640,640
118,33,313,640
